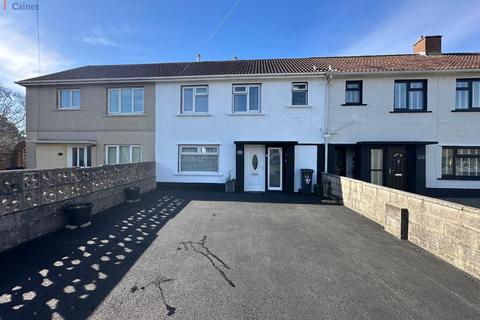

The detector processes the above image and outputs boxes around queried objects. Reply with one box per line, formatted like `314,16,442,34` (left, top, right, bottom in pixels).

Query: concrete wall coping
1,161,155,175
321,173,480,214
0,162,156,217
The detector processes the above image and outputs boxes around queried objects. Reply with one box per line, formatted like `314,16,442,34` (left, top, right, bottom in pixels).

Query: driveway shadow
0,191,188,319
0,189,327,319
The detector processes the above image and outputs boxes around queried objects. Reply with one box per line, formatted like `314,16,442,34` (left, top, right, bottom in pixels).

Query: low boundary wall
0,162,156,252
322,173,480,279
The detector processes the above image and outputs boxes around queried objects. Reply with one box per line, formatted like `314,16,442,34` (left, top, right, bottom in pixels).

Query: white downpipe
323,67,334,173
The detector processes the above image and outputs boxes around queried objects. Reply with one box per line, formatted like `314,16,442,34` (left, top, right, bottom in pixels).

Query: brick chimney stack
413,35,442,55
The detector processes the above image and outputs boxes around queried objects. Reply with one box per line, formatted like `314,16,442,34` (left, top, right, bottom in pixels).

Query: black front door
387,146,407,190
334,147,347,176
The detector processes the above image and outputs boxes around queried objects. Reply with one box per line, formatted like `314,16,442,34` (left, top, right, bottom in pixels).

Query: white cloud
82,28,119,47
0,17,69,91
341,0,480,56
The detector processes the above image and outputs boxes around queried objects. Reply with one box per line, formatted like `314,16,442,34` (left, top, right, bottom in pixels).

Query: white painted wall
155,78,326,184
328,73,480,189
294,145,318,192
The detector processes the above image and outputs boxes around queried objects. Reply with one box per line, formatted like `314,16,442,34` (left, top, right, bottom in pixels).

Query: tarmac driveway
1,190,480,320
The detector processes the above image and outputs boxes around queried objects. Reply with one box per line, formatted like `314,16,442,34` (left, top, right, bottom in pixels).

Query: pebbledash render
17,35,480,196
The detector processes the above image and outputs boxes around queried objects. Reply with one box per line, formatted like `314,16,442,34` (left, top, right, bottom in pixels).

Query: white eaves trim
331,68,480,78
28,140,97,145
16,68,480,86
16,72,325,86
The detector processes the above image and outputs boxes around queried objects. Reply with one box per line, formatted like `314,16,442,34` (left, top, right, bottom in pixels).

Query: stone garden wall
0,162,156,252
321,173,480,280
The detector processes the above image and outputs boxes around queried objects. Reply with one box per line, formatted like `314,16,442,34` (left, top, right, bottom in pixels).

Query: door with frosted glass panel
267,147,282,191
244,145,265,192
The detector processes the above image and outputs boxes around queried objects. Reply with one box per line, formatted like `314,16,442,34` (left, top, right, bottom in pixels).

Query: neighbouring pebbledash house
17,35,480,196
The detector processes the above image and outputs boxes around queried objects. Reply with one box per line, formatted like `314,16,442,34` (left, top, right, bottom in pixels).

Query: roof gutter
326,68,480,78
16,68,480,86
28,140,97,145
16,72,327,86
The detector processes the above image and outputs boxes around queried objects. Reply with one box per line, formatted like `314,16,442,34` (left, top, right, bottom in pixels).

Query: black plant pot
125,186,141,203
225,180,236,192
64,203,93,229
314,184,323,197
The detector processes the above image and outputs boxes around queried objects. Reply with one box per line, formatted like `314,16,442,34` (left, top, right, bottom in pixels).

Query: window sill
341,103,367,106
438,176,480,181
287,105,312,108
174,172,224,177
54,108,83,111
176,113,213,117
389,110,432,113
103,113,147,117
227,112,265,116
451,109,480,112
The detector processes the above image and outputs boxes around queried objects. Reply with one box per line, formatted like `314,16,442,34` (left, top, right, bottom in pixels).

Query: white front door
244,145,265,192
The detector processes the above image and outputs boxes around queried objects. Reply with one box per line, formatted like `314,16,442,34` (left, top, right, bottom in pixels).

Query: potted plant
64,202,93,229
225,171,236,192
125,186,141,203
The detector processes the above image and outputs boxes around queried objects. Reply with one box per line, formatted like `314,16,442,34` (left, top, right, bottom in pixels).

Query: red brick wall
413,36,442,55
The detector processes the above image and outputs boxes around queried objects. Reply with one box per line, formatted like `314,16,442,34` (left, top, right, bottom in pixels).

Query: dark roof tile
18,53,480,84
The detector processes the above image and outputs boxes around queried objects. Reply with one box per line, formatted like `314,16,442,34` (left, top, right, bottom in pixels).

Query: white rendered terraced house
18,35,480,196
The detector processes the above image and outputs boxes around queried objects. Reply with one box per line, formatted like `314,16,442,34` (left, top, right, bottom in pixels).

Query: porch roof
234,141,298,145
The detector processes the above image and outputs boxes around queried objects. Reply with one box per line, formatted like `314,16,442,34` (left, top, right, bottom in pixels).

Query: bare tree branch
0,85,25,150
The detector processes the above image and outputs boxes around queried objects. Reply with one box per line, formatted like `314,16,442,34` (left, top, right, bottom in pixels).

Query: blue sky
1,0,480,91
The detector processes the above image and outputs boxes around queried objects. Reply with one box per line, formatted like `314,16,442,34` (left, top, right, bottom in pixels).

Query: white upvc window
182,86,209,113
69,146,92,168
58,89,81,109
292,82,308,105
232,84,261,112
178,145,219,173
108,88,144,114
105,145,143,164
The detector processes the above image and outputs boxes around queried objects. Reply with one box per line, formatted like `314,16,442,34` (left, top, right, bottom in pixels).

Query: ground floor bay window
442,147,480,178
178,145,219,173
106,145,142,164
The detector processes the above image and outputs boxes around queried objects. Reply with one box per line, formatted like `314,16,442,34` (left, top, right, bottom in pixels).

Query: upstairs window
106,145,142,164
58,89,80,109
345,81,362,105
394,80,427,111
233,84,261,112
108,88,144,114
291,82,308,105
442,147,480,178
182,86,208,113
455,79,480,110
